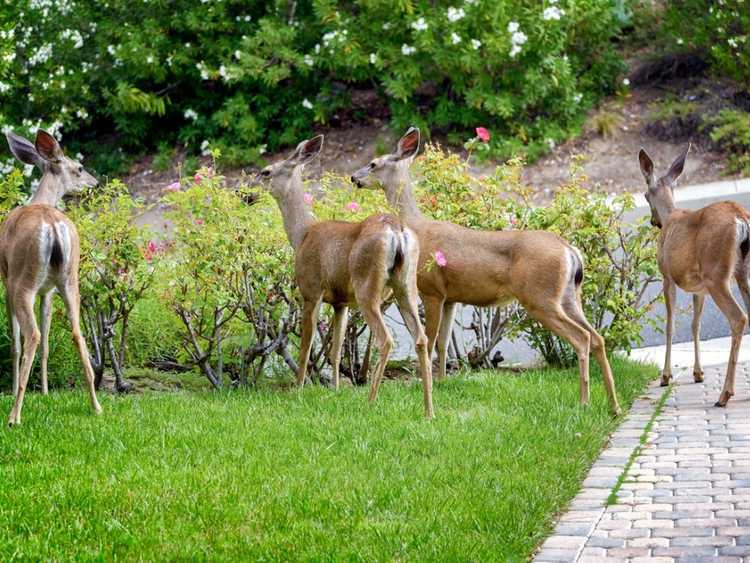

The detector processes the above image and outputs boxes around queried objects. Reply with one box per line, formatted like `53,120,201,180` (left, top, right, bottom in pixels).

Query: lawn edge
533,366,679,563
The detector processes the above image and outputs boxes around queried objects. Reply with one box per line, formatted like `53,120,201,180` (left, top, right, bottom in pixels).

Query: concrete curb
631,178,750,209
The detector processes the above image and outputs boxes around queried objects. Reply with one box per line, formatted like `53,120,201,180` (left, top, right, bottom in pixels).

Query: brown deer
256,135,434,418
352,128,621,415
639,146,750,407
2,130,102,426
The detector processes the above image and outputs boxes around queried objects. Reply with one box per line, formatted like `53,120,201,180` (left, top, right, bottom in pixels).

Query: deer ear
290,135,324,166
663,144,689,185
638,147,655,185
6,132,45,168
396,127,420,160
35,130,64,162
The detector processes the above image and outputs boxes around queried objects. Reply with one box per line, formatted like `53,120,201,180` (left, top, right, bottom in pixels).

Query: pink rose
303,192,314,205
476,127,490,142
346,201,360,212
164,181,180,192
435,250,447,267
148,240,158,254
195,218,204,226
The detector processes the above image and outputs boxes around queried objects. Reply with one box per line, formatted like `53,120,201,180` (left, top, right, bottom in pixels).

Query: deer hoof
660,374,672,387
693,370,704,383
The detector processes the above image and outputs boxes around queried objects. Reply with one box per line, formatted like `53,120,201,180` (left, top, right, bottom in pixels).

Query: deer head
350,127,420,195
256,135,324,198
639,145,689,228
6,130,98,203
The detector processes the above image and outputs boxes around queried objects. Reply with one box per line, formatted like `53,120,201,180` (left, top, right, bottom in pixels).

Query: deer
255,134,434,418
2,130,102,426
351,128,621,415
639,145,750,407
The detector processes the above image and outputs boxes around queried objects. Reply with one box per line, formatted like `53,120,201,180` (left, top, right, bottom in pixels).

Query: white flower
573,93,582,103
543,6,564,20
184,108,198,121
402,44,416,55
75,153,84,161
146,55,154,64
304,54,314,66
729,38,738,48
76,108,89,119
676,38,684,45
382,22,392,30
369,53,377,64
219,65,231,81
451,32,462,45
512,31,528,46
3,52,15,63
258,144,267,155
200,140,211,156
470,39,482,50
447,7,466,22
510,45,522,57
0,82,9,94
234,50,242,60
411,17,428,31
622,78,630,86
465,0,478,5
107,44,116,56
507,21,519,33
302,98,314,110
546,138,555,150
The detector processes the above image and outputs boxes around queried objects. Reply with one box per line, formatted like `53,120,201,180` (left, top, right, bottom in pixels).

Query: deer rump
0,205,75,288
296,214,414,306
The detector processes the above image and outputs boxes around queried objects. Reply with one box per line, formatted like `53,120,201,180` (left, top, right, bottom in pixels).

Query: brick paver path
535,362,750,562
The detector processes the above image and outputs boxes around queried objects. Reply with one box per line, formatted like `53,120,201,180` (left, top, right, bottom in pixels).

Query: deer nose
351,175,362,187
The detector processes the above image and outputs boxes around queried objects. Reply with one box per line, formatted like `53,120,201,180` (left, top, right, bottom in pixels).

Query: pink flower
148,240,158,254
345,201,360,212
195,218,204,226
164,181,180,192
303,192,314,205
476,127,490,142
435,250,447,267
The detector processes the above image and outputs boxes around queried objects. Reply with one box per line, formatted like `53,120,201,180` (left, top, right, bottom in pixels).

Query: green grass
0,358,656,560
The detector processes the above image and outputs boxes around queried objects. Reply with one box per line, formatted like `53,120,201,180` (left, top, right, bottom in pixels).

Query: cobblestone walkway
535,362,750,562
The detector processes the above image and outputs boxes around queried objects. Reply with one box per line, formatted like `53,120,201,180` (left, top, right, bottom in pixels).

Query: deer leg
58,281,102,416
661,278,676,386
38,290,54,395
563,294,621,416
422,295,444,363
692,294,706,383
531,305,592,407
435,302,457,381
394,290,434,419
297,298,321,387
6,296,20,398
328,305,348,391
358,302,393,404
709,282,747,407
8,292,40,426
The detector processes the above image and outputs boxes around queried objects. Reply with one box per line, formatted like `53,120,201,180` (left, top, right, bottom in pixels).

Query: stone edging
533,370,678,562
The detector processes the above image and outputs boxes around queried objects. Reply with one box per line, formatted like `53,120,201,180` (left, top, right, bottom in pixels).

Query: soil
124,52,745,217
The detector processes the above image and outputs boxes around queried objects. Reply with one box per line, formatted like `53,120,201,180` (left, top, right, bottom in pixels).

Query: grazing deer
639,146,750,406
352,128,621,415
2,130,102,426
256,135,434,418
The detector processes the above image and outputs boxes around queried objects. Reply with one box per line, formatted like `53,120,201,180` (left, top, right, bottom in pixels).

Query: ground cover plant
0,357,655,560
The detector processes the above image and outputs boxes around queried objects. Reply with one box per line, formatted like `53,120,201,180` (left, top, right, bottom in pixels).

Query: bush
704,109,750,175
0,0,626,174
663,0,750,85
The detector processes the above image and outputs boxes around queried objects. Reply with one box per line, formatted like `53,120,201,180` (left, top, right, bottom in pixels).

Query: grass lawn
0,358,655,560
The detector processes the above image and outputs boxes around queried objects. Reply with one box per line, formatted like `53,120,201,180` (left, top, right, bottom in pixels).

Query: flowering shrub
0,0,625,174
69,180,156,391
663,0,749,85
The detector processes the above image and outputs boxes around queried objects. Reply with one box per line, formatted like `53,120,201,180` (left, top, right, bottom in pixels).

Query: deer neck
386,163,422,221
275,167,315,251
29,173,63,207
654,190,677,227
